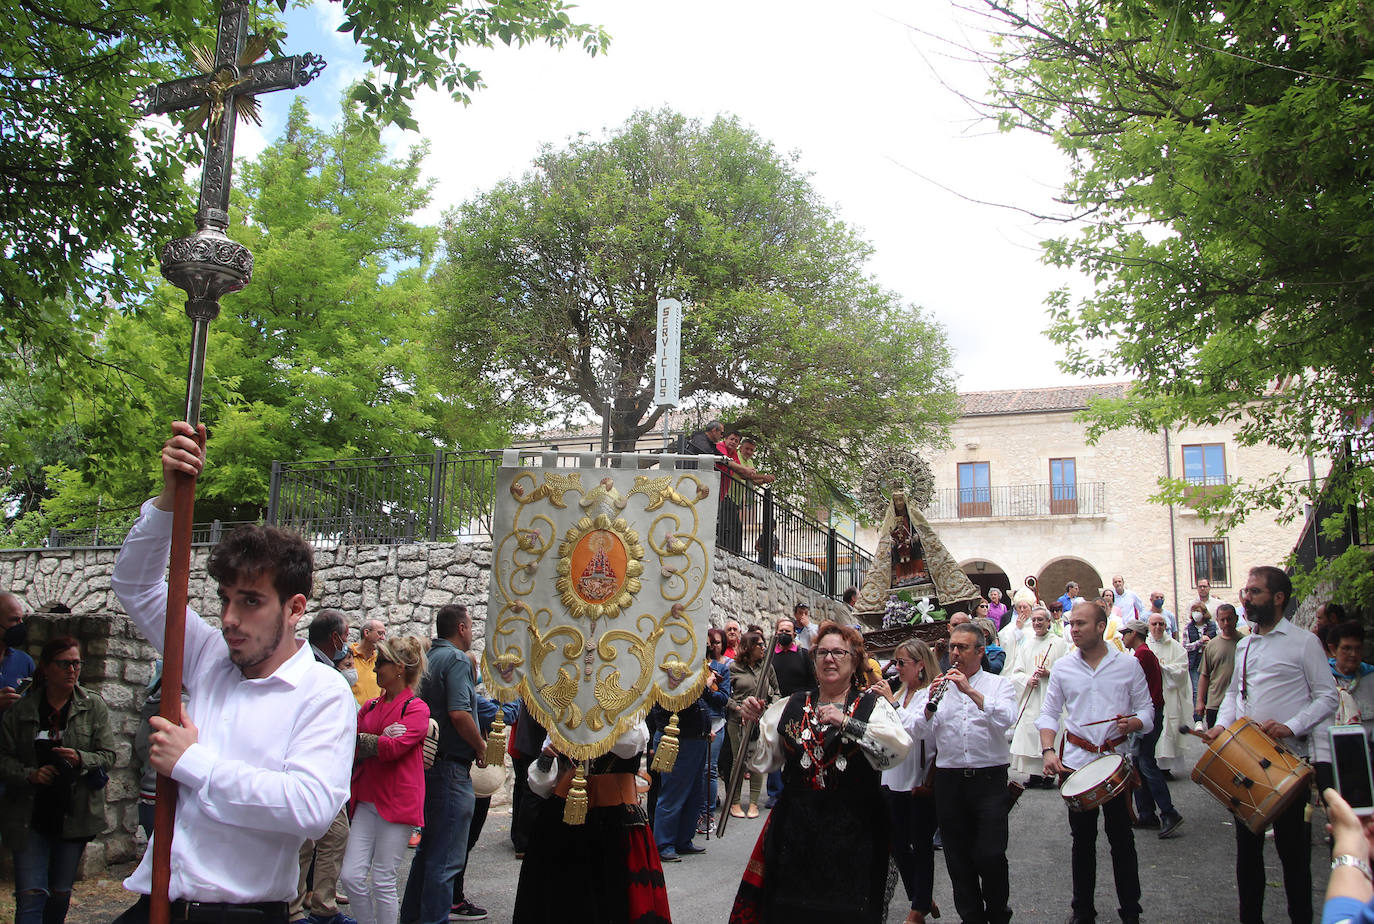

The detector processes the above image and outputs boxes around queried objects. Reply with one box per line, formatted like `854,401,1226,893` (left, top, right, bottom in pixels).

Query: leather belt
1066,731,1126,754
554,771,639,807
169,900,288,924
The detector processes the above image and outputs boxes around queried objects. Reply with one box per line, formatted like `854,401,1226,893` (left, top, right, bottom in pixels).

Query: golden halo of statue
858,449,935,522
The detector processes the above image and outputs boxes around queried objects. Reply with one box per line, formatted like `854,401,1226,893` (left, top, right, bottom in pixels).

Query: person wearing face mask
291,610,358,924
1182,602,1218,727
1205,566,1339,924
762,617,815,809
1147,590,1178,640
0,593,36,720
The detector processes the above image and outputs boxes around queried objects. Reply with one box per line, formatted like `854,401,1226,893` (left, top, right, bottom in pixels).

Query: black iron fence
48,520,257,549
922,482,1107,520
265,450,871,599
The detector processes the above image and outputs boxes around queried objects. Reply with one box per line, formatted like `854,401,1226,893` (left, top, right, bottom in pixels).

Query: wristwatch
1041,747,1056,755
1332,854,1374,882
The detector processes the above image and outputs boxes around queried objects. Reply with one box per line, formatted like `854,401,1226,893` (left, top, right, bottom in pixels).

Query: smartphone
1330,725,1374,816
14,676,31,694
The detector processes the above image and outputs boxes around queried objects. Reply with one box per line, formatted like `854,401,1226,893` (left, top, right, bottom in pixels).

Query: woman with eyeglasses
700,627,733,832
726,629,777,818
730,621,911,924
0,635,115,924
873,639,942,924
339,636,429,924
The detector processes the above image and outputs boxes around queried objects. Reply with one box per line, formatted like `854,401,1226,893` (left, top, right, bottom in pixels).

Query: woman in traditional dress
873,639,941,924
514,721,669,924
726,629,778,819
1007,606,1068,788
730,622,911,924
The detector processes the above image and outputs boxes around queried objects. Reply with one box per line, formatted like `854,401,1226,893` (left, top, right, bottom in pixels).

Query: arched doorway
1037,556,1105,605
960,559,1012,608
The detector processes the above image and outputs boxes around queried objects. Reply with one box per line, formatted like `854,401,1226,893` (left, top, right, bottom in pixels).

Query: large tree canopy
0,0,607,399
2,98,506,544
433,108,958,502
959,0,1374,526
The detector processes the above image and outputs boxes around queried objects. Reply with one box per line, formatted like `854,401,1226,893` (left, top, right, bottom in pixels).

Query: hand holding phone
1330,725,1374,817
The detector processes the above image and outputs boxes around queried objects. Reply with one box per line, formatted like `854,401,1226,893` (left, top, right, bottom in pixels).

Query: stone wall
0,539,835,870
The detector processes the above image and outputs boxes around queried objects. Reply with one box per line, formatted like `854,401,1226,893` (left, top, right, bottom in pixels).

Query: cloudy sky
237,0,1103,393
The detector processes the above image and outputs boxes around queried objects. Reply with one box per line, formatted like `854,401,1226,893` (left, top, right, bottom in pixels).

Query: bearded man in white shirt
916,622,1017,924
110,422,356,924
1205,565,1338,924
1039,601,1153,924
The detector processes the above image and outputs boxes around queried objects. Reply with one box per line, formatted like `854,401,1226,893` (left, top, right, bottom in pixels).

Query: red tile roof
958,383,1130,417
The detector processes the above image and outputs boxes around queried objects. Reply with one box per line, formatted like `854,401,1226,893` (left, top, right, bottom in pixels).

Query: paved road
448,734,1332,923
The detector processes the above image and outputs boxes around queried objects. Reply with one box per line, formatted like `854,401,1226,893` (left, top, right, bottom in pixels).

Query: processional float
132,5,324,923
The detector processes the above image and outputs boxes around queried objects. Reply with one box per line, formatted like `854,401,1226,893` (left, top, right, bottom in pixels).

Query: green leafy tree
1,0,607,399
2,97,510,541
433,108,958,502
957,0,1374,528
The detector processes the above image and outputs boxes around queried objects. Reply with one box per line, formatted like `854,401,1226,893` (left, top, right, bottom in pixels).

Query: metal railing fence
922,482,1107,520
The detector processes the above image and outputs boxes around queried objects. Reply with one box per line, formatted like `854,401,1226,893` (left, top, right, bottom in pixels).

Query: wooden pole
716,627,778,838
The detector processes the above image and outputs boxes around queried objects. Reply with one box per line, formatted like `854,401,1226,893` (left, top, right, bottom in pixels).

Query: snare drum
1060,754,1132,812
1190,717,1314,834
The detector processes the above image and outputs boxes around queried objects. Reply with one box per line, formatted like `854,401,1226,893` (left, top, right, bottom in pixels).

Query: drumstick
1082,713,1137,727
1180,724,1210,739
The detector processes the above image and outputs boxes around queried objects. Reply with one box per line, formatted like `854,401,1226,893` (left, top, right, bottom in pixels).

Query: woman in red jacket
340,637,430,924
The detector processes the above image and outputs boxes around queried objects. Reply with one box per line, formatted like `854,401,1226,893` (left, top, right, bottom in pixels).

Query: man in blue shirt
0,592,35,715
400,604,488,924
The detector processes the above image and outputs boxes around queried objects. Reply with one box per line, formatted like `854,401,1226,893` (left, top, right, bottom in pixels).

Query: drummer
1037,600,1153,924
1204,565,1337,924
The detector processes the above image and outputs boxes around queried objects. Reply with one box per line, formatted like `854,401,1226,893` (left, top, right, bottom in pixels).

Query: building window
1191,538,1229,587
1050,458,1077,514
957,462,991,517
1182,444,1227,486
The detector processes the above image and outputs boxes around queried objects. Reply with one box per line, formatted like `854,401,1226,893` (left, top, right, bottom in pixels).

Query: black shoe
1066,915,1095,924
1132,815,1160,829
1042,775,1059,789
678,842,707,855
1159,813,1185,839
1027,774,1045,788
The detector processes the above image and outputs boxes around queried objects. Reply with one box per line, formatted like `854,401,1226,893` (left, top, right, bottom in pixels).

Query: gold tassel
651,713,680,773
484,711,508,768
563,765,589,825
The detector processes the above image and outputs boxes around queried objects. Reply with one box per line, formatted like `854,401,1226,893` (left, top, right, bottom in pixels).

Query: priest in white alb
1145,612,1190,771
998,591,1035,668
1009,605,1068,788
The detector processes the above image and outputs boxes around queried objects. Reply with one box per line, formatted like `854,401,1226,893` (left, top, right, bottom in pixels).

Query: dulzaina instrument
1183,719,1314,834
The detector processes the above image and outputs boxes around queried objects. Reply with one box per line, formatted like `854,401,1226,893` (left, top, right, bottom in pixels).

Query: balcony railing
923,482,1106,520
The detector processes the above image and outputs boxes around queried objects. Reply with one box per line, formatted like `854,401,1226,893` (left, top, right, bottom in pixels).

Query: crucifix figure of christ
132,5,323,924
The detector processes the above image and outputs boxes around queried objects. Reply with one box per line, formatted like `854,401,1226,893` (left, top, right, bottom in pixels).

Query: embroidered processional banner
483,450,719,760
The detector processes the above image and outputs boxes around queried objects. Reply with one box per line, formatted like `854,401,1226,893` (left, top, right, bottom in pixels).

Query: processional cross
133,5,323,924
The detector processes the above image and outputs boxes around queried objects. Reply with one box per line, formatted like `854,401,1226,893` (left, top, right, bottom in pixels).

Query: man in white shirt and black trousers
915,621,1017,924
110,422,357,924
1204,565,1338,924
1039,600,1153,924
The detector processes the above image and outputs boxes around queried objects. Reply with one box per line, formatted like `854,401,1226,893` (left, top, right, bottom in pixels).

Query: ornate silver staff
133,6,323,923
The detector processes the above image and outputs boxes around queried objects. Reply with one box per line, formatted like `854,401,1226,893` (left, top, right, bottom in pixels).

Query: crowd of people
1,421,1373,924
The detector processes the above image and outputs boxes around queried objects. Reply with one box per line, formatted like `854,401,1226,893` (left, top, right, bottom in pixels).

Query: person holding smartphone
0,592,35,718
0,636,116,924
1321,788,1374,923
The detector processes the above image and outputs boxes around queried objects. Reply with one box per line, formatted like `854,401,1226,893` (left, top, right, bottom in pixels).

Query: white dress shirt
881,690,937,791
749,692,911,774
112,500,357,903
914,667,1016,769
1115,588,1147,620
1217,617,1338,760
1037,647,1154,772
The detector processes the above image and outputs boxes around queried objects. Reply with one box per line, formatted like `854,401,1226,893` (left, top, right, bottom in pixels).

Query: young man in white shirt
1205,566,1338,924
111,422,356,924
916,623,1017,924
1039,601,1153,924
